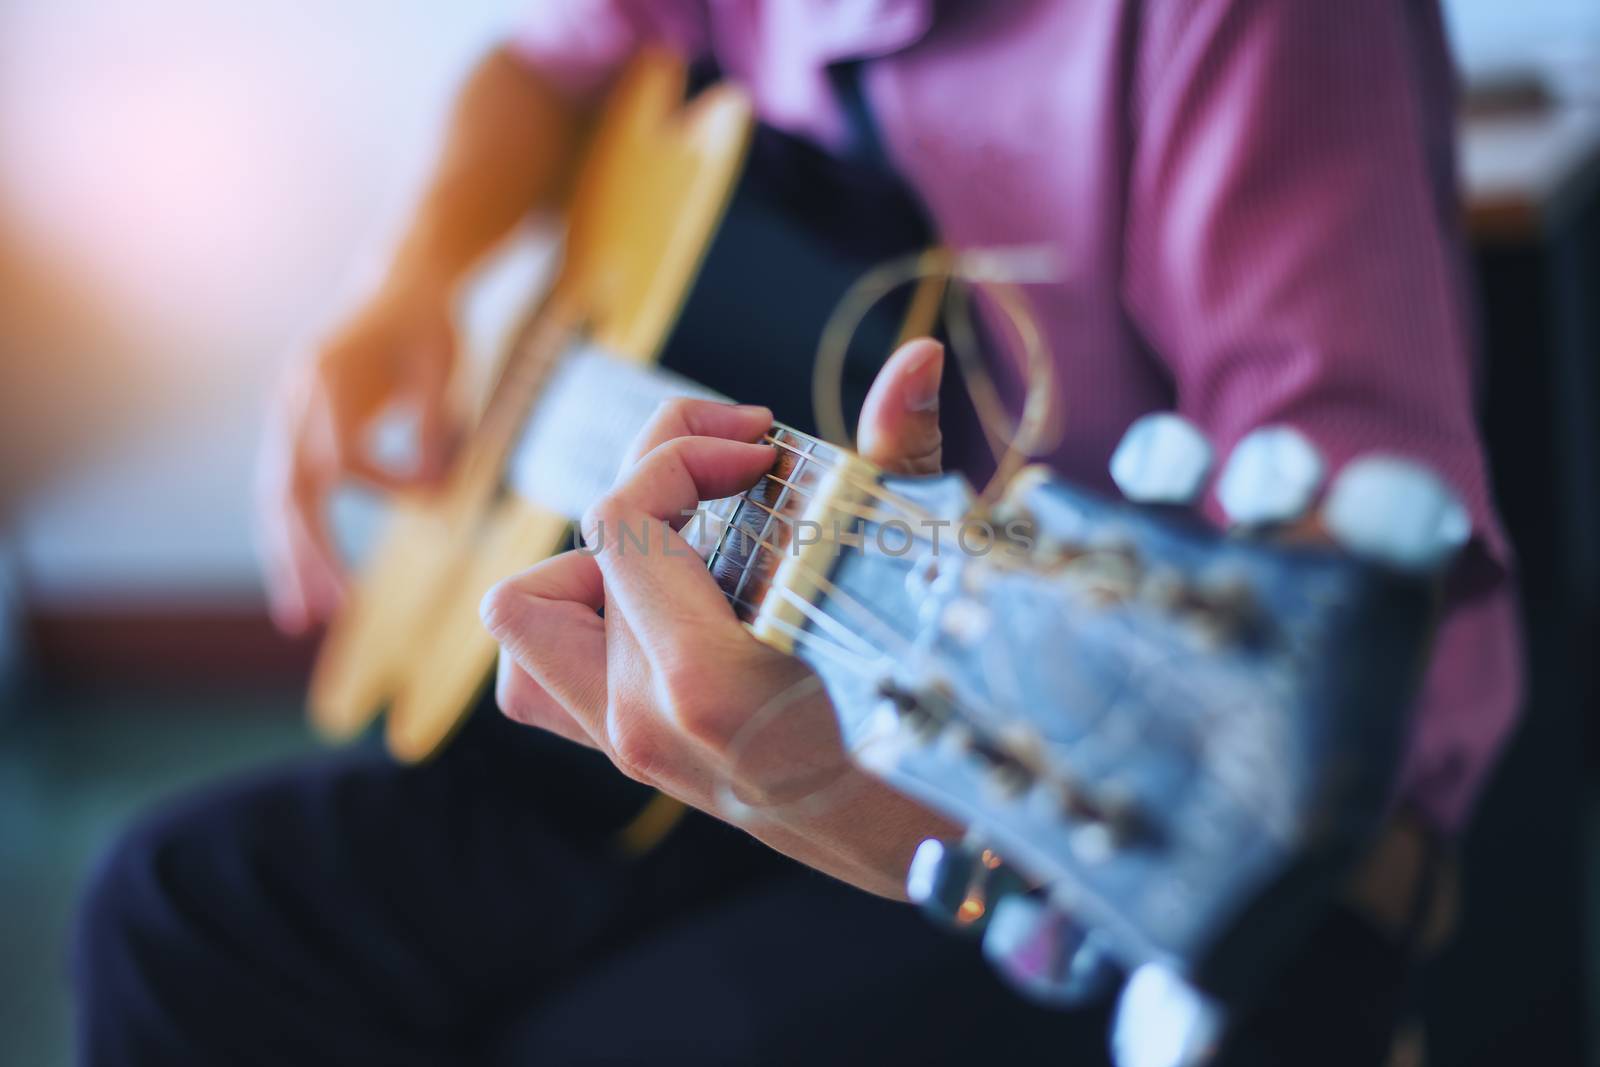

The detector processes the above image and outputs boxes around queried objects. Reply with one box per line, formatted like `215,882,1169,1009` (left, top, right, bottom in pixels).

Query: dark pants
71,704,1118,1066
73,701,1417,1065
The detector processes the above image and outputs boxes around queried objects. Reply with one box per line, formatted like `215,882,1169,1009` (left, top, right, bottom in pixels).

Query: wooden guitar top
308,50,754,759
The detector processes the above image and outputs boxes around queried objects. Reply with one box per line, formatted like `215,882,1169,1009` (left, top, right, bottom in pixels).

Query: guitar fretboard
702,426,844,622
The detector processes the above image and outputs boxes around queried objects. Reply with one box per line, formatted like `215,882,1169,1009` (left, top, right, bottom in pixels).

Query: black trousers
72,701,1415,1066
71,703,1119,1065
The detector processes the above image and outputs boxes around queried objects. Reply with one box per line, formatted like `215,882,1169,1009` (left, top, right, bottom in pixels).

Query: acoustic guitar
308,47,1467,1062
686,419,1459,1065
309,49,938,760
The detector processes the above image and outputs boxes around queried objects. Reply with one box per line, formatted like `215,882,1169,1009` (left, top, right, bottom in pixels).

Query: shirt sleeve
1123,0,1521,827
507,0,710,100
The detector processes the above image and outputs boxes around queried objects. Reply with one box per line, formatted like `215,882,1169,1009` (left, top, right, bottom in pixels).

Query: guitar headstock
699,420,1451,1051
848,469,1431,994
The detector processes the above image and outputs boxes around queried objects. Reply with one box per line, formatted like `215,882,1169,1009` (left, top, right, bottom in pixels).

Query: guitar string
763,431,933,526
759,472,928,534
775,585,885,663
700,506,912,658
708,498,1069,772
723,590,880,674
761,422,1041,575
756,472,1022,570
738,489,923,584
700,508,915,659
720,531,883,663
701,513,911,661
707,486,1071,827
808,245,1065,508
761,431,936,525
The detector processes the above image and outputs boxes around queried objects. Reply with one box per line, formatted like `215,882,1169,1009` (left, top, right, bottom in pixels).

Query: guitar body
312,51,940,760
310,51,755,756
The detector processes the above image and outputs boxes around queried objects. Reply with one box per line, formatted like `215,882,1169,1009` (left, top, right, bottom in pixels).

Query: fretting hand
481,339,956,897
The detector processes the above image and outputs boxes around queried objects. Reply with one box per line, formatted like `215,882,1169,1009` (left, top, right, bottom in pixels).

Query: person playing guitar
78,3,1519,1065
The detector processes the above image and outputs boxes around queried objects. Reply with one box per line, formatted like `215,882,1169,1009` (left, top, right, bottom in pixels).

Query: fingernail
906,343,944,413
732,403,772,418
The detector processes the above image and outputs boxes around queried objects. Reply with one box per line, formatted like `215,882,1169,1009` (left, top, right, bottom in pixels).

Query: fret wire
731,434,810,609
702,505,870,550
758,428,1030,572
741,492,804,529
739,493,915,567
728,501,764,609
703,504,736,589
761,471,933,538
761,431,928,518
762,430,934,524
764,431,921,518
760,464,1034,574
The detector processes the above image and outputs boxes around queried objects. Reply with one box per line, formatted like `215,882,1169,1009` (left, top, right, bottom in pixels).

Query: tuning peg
1216,426,1324,528
1321,455,1471,572
982,895,1119,1007
905,837,1025,935
1111,963,1226,1067
1110,414,1214,506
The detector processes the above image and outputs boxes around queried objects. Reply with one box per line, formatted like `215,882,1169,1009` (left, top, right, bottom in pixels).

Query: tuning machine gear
981,894,1119,1007
905,836,1025,935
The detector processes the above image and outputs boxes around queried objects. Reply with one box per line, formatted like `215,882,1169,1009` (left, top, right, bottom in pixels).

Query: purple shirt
510,0,1522,831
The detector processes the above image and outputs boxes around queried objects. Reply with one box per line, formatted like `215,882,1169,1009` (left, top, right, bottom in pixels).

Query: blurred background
1,1,1597,1064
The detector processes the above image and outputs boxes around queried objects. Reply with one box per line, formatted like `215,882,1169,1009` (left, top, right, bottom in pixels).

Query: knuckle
904,431,943,475
643,439,691,481
494,666,532,724
633,398,692,451
655,656,699,708
606,709,660,784
655,396,696,427
580,496,625,550
673,700,728,749
659,664,730,749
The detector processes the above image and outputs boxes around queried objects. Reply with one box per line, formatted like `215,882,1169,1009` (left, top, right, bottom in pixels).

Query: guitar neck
697,425,898,660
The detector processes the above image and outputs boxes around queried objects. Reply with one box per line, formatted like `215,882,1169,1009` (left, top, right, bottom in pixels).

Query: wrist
384,232,469,302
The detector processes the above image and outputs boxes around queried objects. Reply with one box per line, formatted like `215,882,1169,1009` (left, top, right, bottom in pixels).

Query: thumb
856,338,943,476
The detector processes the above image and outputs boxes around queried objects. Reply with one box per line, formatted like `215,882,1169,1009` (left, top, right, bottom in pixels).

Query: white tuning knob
1110,414,1214,506
1216,426,1324,527
1322,455,1471,572
982,895,1118,1007
1111,963,1226,1067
